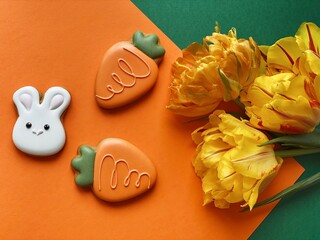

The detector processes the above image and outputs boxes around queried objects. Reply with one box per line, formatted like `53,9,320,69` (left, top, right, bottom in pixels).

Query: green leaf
242,172,320,212
71,145,96,187
132,31,165,60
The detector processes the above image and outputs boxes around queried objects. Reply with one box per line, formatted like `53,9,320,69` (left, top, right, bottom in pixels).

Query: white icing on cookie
12,86,71,156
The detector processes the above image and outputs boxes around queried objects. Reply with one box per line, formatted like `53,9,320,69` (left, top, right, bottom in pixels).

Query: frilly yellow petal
267,37,302,74
300,50,320,76
192,111,283,209
245,68,320,133
295,22,320,54
213,199,230,208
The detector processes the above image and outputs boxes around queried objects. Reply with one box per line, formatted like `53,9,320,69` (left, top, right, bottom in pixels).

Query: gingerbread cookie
71,138,157,202
95,31,165,109
12,86,71,156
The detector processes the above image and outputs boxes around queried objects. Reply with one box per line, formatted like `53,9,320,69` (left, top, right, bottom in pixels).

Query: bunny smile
32,129,44,136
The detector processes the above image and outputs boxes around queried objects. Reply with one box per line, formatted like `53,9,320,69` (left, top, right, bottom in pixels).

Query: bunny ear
42,87,71,116
13,86,40,114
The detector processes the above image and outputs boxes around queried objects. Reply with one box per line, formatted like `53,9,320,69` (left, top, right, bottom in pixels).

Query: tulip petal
246,72,320,133
267,37,302,73
231,150,279,179
314,76,320,101
303,50,320,76
246,73,295,107
296,22,320,55
218,68,242,101
259,45,269,63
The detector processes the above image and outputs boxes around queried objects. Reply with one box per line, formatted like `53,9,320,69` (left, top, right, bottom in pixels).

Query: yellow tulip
245,73,320,133
167,24,261,117
192,111,283,210
244,22,320,134
261,22,320,76
167,43,224,117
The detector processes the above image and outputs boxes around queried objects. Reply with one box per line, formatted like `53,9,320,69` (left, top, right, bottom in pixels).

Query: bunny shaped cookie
12,86,71,156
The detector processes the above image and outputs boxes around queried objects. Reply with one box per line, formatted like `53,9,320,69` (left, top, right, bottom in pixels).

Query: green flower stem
242,172,320,211
183,116,209,124
260,131,320,148
275,148,320,157
233,97,246,111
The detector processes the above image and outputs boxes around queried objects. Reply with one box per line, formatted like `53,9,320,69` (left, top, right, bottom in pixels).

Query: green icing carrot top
132,31,165,60
71,145,96,187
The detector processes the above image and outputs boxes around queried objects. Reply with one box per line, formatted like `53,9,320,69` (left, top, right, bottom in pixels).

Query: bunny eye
44,124,50,131
26,122,32,129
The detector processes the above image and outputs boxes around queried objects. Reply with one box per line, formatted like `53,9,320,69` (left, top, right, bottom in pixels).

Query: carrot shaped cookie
71,138,157,202
95,31,165,109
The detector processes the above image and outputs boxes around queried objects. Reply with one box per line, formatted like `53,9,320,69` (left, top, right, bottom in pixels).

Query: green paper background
132,0,320,239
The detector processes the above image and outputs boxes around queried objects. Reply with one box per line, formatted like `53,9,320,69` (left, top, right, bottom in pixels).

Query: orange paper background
0,1,303,239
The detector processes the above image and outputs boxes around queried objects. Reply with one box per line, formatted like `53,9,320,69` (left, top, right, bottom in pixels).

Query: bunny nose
32,129,44,136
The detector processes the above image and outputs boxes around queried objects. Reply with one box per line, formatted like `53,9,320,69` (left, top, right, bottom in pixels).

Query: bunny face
12,86,71,156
